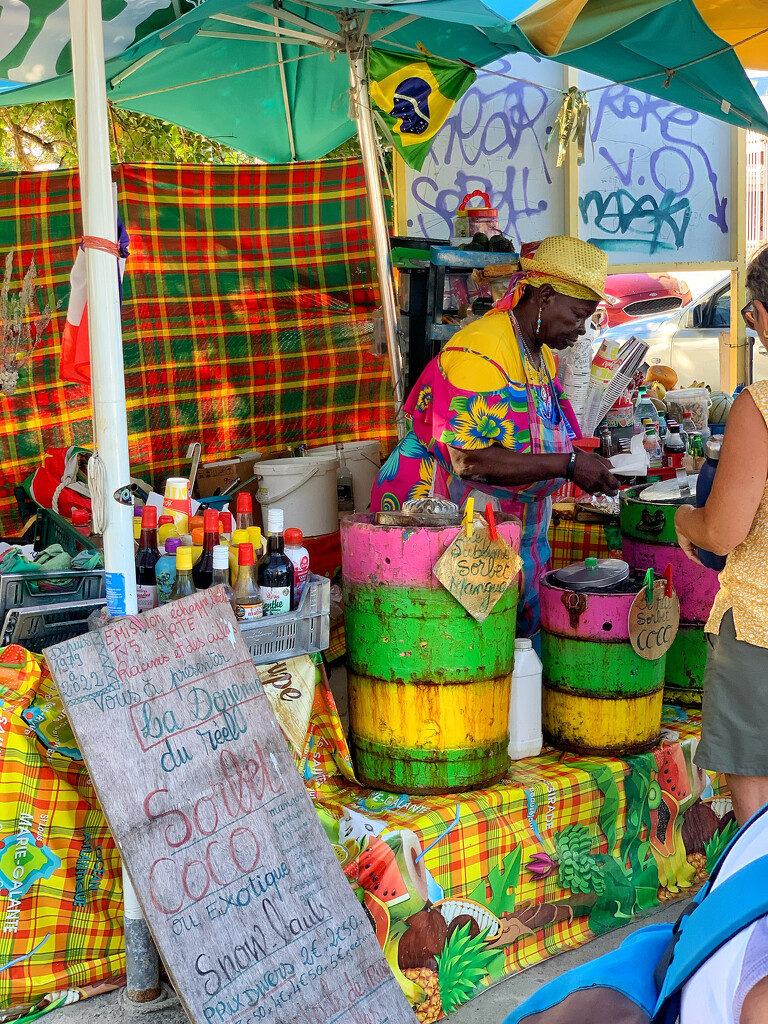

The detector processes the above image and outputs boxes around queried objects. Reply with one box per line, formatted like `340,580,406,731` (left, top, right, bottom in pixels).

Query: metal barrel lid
375,496,462,527
553,557,630,591
637,475,698,504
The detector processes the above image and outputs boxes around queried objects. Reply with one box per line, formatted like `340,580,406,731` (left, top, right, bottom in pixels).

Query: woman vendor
371,235,620,641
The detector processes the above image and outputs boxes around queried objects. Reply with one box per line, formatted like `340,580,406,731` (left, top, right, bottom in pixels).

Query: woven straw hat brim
520,255,613,304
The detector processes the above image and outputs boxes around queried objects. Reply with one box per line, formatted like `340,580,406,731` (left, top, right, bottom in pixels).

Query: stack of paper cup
162,477,191,535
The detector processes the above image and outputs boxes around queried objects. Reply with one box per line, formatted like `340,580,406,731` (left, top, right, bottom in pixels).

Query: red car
594,272,692,330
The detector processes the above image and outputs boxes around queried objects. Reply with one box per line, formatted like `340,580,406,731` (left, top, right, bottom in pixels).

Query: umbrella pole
349,56,406,440
68,0,161,1004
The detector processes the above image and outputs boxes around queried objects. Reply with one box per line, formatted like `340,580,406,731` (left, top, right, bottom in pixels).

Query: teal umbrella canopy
0,0,534,162
0,0,766,162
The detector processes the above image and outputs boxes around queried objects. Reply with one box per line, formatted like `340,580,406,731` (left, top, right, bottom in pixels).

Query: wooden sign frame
45,588,415,1024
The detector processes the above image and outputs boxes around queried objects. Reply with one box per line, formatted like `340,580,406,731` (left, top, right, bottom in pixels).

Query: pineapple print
687,852,708,884
436,922,504,1015
404,969,442,1024
553,825,606,895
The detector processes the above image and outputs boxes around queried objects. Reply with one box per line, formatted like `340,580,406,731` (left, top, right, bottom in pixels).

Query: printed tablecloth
300,676,731,1022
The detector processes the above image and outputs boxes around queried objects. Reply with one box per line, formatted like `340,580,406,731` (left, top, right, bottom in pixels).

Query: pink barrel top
539,571,637,642
341,513,521,589
622,538,719,625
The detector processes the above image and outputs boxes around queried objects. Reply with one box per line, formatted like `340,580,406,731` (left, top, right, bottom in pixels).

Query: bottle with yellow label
232,543,263,622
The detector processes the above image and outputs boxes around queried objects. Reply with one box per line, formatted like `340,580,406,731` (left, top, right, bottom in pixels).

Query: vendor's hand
572,452,621,496
674,504,703,565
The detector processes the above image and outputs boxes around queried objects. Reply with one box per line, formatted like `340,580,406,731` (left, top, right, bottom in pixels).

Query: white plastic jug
312,440,381,513
508,638,542,760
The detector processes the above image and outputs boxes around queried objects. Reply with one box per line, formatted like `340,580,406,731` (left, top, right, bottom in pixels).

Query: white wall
402,56,733,267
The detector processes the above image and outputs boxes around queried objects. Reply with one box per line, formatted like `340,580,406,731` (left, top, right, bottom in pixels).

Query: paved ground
49,899,686,1024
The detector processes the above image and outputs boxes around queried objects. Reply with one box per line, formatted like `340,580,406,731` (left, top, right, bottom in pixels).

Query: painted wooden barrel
620,485,720,624
622,538,719,624
540,571,664,756
342,513,521,794
664,624,708,708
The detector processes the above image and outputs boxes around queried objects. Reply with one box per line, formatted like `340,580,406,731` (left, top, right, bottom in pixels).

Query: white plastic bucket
312,440,381,514
255,456,338,538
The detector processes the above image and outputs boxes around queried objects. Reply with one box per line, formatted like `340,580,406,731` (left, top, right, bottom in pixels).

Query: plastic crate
34,508,99,554
239,573,331,666
1,508,105,625
2,598,106,653
0,568,106,624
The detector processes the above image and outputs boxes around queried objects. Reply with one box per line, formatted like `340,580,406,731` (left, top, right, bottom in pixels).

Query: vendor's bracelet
565,452,577,482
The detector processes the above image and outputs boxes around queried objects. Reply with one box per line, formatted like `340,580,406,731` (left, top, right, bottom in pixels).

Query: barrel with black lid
540,559,665,756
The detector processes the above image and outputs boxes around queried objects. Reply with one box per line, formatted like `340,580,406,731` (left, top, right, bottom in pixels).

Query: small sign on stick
628,580,680,660
45,588,414,1024
433,526,522,622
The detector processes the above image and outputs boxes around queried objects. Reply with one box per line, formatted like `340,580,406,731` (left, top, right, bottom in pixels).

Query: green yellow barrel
665,624,709,708
341,514,521,794
540,571,664,756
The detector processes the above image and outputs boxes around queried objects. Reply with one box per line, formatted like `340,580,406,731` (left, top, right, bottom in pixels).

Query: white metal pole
68,0,159,1004
68,0,136,617
350,56,406,439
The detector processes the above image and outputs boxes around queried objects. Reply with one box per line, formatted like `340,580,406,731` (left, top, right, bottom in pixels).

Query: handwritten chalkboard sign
45,588,415,1024
433,528,522,622
628,582,680,661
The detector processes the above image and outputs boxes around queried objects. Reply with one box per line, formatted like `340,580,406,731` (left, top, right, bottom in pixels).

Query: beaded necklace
508,311,557,421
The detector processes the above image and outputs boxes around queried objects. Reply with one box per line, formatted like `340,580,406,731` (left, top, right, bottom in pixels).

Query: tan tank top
707,379,768,647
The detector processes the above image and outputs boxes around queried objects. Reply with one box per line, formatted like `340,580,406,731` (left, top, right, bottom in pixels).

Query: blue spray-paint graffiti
407,59,556,243
581,85,728,254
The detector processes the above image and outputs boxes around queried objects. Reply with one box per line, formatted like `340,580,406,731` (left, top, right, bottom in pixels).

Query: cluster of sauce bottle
134,491,310,623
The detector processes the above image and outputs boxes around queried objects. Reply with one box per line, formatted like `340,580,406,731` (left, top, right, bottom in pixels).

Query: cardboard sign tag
44,588,415,1024
628,580,680,660
433,527,522,622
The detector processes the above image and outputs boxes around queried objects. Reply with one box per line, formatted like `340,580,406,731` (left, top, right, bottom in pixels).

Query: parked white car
597,276,766,388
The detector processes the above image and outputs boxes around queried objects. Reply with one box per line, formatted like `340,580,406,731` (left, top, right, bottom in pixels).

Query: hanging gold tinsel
546,86,590,167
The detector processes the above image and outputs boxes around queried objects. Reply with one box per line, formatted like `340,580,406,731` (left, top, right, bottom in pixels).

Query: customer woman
371,236,620,640
675,247,768,825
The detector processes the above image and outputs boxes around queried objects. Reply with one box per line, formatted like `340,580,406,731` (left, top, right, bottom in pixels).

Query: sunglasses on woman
742,301,756,328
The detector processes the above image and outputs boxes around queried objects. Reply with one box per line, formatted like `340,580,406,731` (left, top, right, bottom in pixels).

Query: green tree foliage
0,100,251,171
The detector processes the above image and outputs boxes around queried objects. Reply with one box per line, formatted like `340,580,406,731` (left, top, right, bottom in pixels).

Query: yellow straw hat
520,235,614,304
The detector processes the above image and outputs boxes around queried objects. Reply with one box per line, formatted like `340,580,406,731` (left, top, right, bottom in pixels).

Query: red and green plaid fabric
0,646,124,1019
0,160,397,534
548,514,622,571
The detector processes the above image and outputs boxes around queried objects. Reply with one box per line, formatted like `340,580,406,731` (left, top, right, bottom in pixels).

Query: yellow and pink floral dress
371,313,579,637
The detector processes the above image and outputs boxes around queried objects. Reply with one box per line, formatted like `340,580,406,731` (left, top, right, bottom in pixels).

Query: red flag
59,246,90,385
59,218,129,385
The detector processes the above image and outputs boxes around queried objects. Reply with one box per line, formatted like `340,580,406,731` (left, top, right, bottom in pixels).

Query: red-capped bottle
235,491,254,532
232,543,264,622
192,508,220,590
135,504,161,611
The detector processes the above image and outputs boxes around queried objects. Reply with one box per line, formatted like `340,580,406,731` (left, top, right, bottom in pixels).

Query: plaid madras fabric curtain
0,160,397,533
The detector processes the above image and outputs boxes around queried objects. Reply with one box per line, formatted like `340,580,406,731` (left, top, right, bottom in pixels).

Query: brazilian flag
368,50,476,171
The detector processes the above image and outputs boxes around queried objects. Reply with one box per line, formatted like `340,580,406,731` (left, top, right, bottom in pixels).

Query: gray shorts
694,608,768,776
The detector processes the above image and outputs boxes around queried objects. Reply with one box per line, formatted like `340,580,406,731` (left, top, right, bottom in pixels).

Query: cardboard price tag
628,581,680,660
433,527,522,622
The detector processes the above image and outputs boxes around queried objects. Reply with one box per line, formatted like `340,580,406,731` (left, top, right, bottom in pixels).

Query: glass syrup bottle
257,508,294,615
192,507,219,590
232,542,264,621
135,504,161,611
